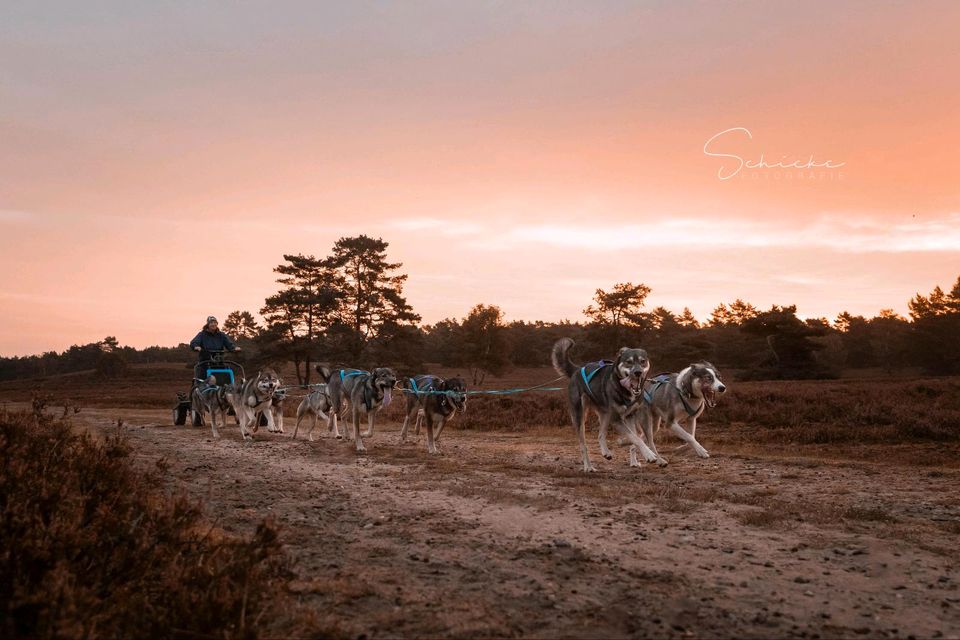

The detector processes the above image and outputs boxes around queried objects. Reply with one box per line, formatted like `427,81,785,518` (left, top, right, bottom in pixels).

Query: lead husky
552,338,663,472
399,375,467,454
231,369,281,440
632,363,727,464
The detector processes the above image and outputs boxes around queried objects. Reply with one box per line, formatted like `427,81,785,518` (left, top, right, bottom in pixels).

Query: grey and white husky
341,367,397,453
398,375,467,454
632,362,727,465
231,368,281,440
191,375,231,439
293,384,335,441
551,338,662,472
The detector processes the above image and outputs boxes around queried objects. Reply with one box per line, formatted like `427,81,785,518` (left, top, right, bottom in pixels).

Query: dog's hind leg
293,405,306,439
670,421,709,458
570,399,596,473
598,412,614,460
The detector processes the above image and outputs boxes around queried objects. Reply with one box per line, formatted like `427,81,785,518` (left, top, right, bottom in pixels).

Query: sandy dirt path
76,407,959,639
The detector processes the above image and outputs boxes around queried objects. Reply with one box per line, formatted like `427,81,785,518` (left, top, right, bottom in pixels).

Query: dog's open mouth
620,376,644,395
703,389,718,408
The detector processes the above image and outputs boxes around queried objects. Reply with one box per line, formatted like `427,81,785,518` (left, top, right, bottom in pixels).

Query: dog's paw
642,451,659,464
356,443,366,453
583,465,598,473
603,452,613,460
696,449,710,459
655,456,669,467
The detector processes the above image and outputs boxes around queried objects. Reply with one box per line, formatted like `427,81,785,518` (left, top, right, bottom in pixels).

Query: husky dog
551,338,663,472
343,367,397,452
231,369,281,440
399,375,467,454
254,388,286,434
632,363,727,464
191,375,231,439
325,366,372,439
293,385,334,441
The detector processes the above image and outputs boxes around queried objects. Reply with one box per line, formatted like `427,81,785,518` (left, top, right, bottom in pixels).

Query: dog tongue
620,376,635,392
382,388,392,407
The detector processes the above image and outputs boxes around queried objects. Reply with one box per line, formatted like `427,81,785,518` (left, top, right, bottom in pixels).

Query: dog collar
678,390,703,416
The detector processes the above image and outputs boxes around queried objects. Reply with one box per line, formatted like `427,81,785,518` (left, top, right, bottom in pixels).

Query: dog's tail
314,364,333,383
551,338,578,378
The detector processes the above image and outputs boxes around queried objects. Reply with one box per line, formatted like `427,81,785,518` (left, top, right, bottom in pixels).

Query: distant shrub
0,404,292,639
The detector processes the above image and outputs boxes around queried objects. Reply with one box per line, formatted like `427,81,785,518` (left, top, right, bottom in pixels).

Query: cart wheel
192,410,203,427
174,405,188,426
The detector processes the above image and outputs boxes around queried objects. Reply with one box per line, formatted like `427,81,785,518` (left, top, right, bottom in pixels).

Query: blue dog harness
643,373,700,416
338,368,368,382
408,375,434,395
578,360,612,404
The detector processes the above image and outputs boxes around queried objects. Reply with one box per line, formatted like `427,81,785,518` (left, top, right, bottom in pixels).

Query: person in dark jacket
190,316,240,367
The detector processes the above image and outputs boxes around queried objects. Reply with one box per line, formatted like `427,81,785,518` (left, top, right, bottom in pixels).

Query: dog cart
173,349,245,426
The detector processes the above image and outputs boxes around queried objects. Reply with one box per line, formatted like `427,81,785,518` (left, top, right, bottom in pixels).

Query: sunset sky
2,1,958,355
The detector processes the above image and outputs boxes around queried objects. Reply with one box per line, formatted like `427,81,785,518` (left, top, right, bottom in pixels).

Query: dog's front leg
615,420,664,466
362,411,375,438
425,413,439,454
263,405,276,433
640,410,667,466
275,409,284,433
434,415,447,441
353,408,365,452
210,409,220,440
238,408,253,441
400,409,413,442
329,402,342,439
415,409,423,436
670,421,709,458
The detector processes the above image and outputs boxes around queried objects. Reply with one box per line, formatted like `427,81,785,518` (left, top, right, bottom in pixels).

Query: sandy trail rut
80,408,959,639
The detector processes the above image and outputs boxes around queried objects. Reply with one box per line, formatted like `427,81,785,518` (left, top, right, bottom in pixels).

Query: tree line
1,234,958,382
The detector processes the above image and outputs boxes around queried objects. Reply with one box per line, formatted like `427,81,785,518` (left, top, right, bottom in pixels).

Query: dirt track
79,407,960,639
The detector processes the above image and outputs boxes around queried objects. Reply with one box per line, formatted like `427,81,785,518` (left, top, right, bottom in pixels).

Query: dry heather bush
391,377,960,443
0,403,293,639
710,378,960,444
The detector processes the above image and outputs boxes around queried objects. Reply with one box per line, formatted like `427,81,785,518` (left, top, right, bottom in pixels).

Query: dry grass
0,398,306,639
